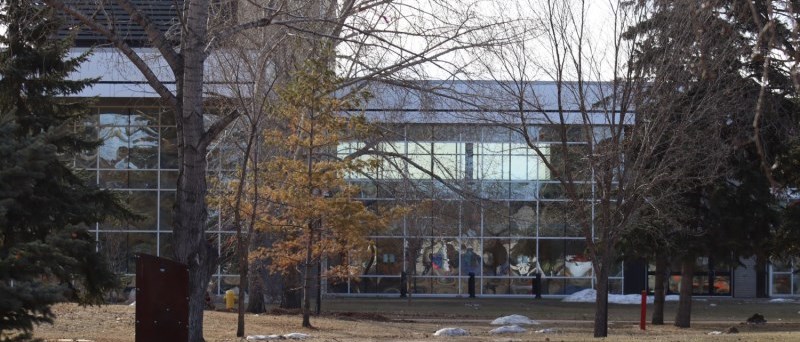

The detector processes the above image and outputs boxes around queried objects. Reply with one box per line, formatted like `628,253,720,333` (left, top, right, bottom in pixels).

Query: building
59,1,794,298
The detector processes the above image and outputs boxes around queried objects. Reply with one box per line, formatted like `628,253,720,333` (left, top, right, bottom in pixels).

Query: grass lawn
27,297,800,341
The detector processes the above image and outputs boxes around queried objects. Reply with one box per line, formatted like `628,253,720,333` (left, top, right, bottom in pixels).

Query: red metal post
640,290,647,330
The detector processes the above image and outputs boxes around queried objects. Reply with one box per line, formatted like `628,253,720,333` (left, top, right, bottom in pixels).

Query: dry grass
29,298,800,341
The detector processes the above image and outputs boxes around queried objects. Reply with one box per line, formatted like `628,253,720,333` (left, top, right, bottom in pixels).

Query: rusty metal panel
135,253,189,342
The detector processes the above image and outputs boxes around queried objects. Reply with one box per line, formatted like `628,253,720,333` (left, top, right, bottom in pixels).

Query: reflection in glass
357,277,402,294
565,240,591,277
130,108,159,126
482,277,510,294
159,233,173,258
160,171,178,189
160,127,178,169
98,125,158,170
510,202,536,236
160,191,175,231
539,202,566,237
482,239,509,276
511,278,534,294
510,182,538,200
772,274,791,295
509,239,539,276
459,239,481,276
128,126,159,169
538,239,565,277
565,278,592,294
414,238,458,277
607,279,623,294
461,201,480,237
129,191,158,230
99,170,129,189
373,239,403,275
483,201,508,236
432,201,460,236
129,171,158,189
99,233,157,274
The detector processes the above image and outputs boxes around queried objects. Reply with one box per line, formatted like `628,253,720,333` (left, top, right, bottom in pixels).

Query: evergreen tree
625,0,798,328
0,2,132,340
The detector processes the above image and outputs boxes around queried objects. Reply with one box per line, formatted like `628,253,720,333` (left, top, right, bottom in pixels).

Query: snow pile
490,314,540,325
562,289,679,304
489,325,527,334
128,301,136,307
433,328,469,336
246,333,310,340
770,298,794,303
246,336,281,341
708,331,723,335
283,333,311,340
534,328,557,334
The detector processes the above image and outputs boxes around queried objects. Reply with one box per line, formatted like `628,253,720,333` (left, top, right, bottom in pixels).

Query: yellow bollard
224,289,237,310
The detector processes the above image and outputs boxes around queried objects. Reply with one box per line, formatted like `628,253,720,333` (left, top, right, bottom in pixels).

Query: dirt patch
331,311,391,322
29,302,800,342
268,307,301,316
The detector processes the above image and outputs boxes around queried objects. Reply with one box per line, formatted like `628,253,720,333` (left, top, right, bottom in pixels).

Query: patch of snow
770,298,794,303
283,333,311,340
247,333,309,341
433,328,469,336
535,328,557,333
490,314,539,325
709,303,717,307
128,301,136,306
708,331,723,335
489,325,527,334
246,335,280,341
562,289,679,304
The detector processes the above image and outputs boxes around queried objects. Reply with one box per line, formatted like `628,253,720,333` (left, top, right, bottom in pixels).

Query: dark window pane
159,191,175,231
100,170,129,189
129,191,158,230
482,239,510,276
538,239,565,277
99,232,157,274
130,171,158,189
160,171,178,189
160,127,178,169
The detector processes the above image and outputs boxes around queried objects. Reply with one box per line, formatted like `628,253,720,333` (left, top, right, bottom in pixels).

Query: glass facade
80,112,625,296
334,124,623,296
79,106,237,294
770,259,800,296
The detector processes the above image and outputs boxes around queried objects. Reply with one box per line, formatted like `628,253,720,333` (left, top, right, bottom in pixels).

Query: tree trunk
651,255,667,325
674,258,694,328
593,254,610,338
756,255,768,298
246,274,266,313
236,240,248,336
302,221,314,328
172,2,212,342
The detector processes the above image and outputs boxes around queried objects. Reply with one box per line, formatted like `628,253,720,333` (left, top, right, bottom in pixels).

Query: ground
28,297,800,341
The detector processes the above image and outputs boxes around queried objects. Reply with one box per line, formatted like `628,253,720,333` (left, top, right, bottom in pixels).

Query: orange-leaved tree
252,59,404,328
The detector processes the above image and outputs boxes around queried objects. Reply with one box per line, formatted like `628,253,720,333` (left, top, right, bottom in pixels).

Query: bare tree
45,0,520,338
472,0,730,336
